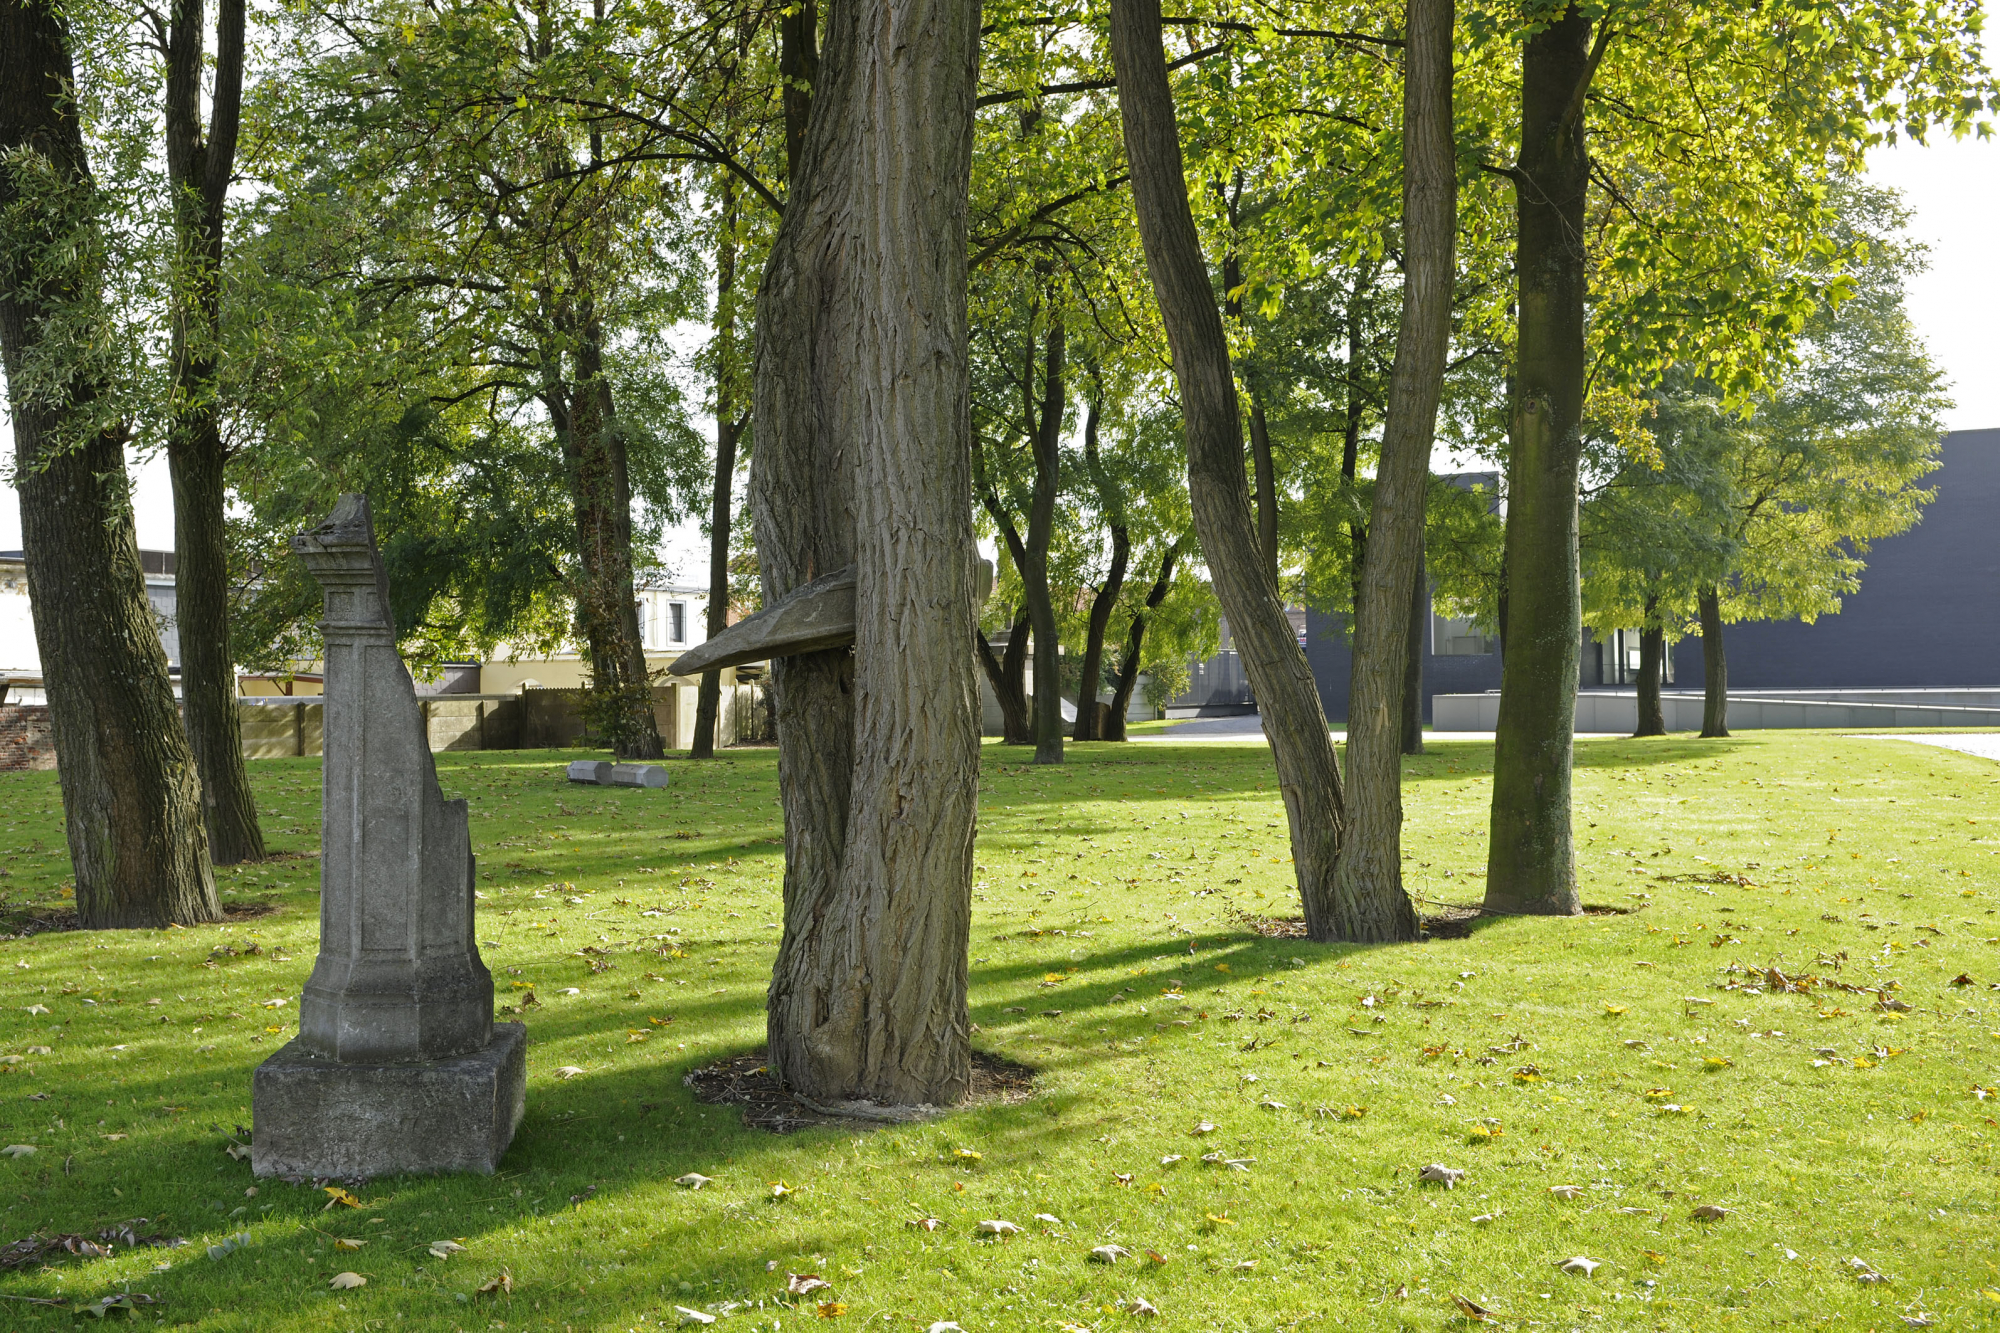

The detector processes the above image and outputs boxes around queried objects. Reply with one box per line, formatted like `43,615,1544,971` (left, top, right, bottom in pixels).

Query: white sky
4,135,1995,555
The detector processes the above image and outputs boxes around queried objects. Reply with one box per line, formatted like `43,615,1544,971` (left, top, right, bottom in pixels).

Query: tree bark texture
163,0,262,864
1074,399,1127,741
1104,538,1182,742
750,0,980,1106
1,0,220,927
1109,0,1358,939
564,313,665,760
1024,318,1065,764
1633,594,1665,737
692,179,743,759
1698,584,1728,738
1484,6,1593,917
1248,398,1278,584
1401,540,1427,755
1327,0,1453,943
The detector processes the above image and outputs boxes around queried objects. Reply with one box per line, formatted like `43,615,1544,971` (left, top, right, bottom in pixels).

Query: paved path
1858,733,2000,763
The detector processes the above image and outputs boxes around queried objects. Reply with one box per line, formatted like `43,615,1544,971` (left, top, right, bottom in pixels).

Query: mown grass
1,731,1997,1331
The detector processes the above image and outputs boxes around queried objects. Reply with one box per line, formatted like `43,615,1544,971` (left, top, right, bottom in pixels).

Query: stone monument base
251,1023,527,1178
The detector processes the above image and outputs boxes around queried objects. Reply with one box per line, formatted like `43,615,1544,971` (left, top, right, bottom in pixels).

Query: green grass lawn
1,732,1998,1331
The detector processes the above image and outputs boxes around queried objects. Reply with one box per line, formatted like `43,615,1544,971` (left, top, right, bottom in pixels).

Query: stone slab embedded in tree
567,760,613,784
251,494,524,1178
666,565,857,676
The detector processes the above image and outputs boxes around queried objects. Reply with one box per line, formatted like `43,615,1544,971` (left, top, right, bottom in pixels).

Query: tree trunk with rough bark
1,0,220,927
1074,398,1127,742
1699,584,1728,738
1401,539,1427,755
1327,0,1452,943
751,0,980,1106
1111,0,1372,939
563,315,664,760
692,179,743,759
1104,538,1182,742
1633,594,1665,737
164,0,262,864
1248,399,1278,583
1484,5,1596,918
1024,320,1065,764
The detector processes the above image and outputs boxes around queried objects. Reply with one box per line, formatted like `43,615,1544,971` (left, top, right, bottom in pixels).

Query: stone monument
252,495,526,1178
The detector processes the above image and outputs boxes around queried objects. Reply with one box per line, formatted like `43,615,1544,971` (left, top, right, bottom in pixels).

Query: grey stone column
253,495,525,1178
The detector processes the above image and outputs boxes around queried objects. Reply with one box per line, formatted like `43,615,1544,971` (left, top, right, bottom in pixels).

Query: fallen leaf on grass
1033,1213,1063,1226
816,1301,847,1318
1191,1121,1217,1135
1549,1185,1582,1201
787,1273,832,1296
926,1324,964,1333
770,1182,793,1200
476,1269,513,1296
675,1174,714,1189
555,1066,585,1080
975,1219,1021,1237
1127,1297,1160,1316
1088,1244,1133,1264
429,1240,466,1259
1849,1257,1892,1284
1451,1293,1498,1321
3,1145,37,1158
1690,1204,1729,1222
1418,1164,1465,1189
905,1218,943,1232
329,1271,366,1289
333,1238,365,1252
1143,1249,1168,1265
322,1187,361,1210
678,1306,717,1325
1159,1155,1182,1166
78,1292,159,1318
1469,1213,1498,1224
206,1233,250,1261
1557,1257,1601,1276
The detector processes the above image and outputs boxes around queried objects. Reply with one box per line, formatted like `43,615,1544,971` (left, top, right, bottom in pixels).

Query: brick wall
0,705,55,772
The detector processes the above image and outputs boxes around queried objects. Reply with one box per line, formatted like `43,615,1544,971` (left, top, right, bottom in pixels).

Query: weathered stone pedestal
253,495,525,1178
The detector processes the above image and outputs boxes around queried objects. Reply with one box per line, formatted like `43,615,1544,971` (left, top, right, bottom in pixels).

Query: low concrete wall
1433,689,2000,733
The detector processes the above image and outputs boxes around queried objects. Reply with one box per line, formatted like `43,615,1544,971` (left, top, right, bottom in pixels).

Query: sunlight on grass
2,734,1998,1329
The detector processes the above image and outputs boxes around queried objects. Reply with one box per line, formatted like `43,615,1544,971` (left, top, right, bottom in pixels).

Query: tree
1111,0,1407,942
161,0,263,862
691,174,747,759
1330,0,1453,934
2,0,219,928
753,0,982,1105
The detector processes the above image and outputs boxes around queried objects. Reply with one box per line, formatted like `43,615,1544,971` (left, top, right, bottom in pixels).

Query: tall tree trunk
163,0,262,864
692,177,743,759
1104,538,1183,742
977,610,1033,744
1248,399,1278,583
1341,261,1377,624
1633,594,1665,737
1,0,219,927
1484,6,1599,918
564,313,664,759
1328,0,1452,941
779,0,818,171
751,0,980,1106
1024,319,1065,765
1401,536,1427,755
1698,584,1728,738
1074,398,1128,742
1110,0,1368,940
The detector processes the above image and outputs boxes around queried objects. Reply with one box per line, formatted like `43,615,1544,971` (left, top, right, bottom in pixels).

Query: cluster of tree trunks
1,0,220,927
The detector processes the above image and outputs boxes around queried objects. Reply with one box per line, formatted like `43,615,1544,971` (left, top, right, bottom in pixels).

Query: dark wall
1673,427,2000,690
1304,607,1502,724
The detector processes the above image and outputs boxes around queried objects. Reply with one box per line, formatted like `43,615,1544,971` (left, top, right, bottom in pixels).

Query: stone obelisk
252,495,526,1178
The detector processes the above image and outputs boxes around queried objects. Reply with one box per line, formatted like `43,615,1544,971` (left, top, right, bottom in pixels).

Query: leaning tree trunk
1104,538,1181,741
1074,398,1128,741
566,315,664,760
1023,320,1066,765
977,613,1033,744
1401,536,1427,755
751,0,980,1106
1484,5,1594,918
692,178,743,759
1698,584,1728,738
1110,0,1367,939
1,0,219,927
1326,0,1453,942
164,0,262,864
1633,593,1665,736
